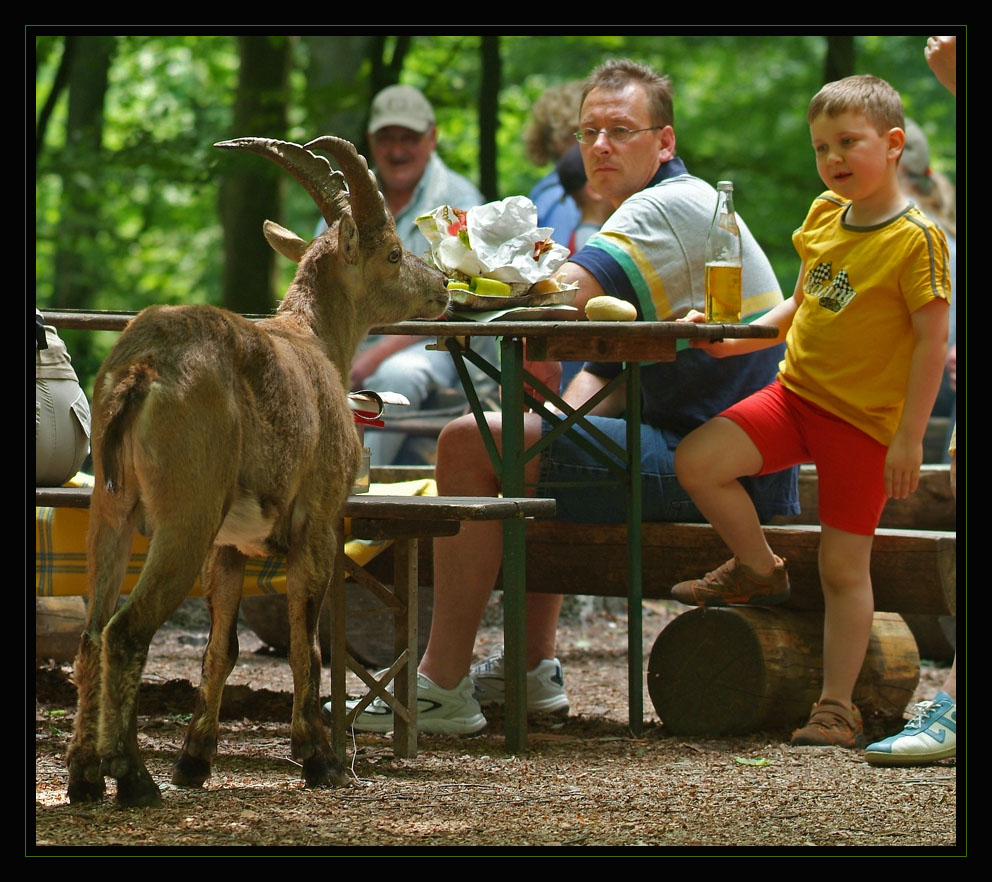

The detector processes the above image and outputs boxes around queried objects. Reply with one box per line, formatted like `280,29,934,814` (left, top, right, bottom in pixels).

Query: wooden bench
34,484,555,759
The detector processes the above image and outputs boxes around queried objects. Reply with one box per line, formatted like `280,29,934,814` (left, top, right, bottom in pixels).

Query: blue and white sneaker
471,650,570,715
864,691,956,766
326,673,487,736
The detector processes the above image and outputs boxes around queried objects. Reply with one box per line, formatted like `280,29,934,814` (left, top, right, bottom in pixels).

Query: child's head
808,75,906,206
807,74,904,135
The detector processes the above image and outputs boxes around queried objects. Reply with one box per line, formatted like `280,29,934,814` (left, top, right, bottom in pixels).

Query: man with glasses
332,60,799,734
332,84,489,464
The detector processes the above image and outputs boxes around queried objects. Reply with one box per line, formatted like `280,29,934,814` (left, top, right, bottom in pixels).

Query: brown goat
65,136,449,807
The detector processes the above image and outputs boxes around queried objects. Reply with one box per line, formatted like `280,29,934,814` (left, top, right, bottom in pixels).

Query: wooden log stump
36,597,87,662
902,612,956,663
240,579,433,669
647,608,918,736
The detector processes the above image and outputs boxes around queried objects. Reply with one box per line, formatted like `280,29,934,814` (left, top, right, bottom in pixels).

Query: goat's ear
338,214,360,265
263,220,308,264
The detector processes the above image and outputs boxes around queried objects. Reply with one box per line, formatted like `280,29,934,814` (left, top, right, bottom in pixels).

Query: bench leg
625,362,644,735
329,536,349,763
500,336,528,753
391,538,419,758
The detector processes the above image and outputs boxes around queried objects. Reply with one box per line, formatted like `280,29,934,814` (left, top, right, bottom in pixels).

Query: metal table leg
499,336,528,753
625,362,643,735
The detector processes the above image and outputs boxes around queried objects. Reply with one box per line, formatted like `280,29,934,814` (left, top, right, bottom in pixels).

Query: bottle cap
717,180,734,190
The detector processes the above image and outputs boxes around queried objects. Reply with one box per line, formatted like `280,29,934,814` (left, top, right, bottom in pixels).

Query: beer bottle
704,181,743,323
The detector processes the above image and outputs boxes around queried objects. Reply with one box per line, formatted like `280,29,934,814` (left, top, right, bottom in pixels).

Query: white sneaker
471,649,570,715
864,691,956,765
325,673,487,736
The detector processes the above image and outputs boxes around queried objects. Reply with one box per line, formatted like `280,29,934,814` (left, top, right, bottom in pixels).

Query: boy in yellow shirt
671,74,950,747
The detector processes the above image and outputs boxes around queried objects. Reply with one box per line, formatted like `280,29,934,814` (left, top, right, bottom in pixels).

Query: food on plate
446,280,470,290
584,295,638,322
469,276,513,297
529,278,563,297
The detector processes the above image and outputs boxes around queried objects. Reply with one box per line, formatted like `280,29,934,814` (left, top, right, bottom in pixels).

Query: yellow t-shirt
782,194,951,445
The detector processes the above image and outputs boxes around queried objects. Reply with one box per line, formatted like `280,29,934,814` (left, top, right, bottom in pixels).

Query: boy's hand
884,431,923,498
678,309,730,356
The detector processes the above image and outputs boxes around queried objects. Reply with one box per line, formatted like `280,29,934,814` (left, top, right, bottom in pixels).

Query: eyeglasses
574,126,662,144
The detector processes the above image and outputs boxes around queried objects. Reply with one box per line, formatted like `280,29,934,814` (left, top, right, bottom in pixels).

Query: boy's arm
884,299,950,498
683,269,804,357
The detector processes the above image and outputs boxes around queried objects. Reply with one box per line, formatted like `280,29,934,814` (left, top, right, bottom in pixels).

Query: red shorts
719,381,887,535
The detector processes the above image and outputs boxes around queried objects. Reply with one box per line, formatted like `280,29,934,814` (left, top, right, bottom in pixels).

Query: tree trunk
478,36,501,201
301,35,374,148
35,35,76,160
823,34,855,83
219,35,292,315
51,35,114,317
364,36,412,157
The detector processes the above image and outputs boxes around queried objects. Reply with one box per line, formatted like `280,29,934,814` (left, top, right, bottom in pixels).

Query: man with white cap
363,84,485,253
335,84,490,464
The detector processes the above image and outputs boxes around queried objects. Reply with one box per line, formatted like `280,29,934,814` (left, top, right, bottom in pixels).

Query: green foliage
36,36,237,313
35,34,239,385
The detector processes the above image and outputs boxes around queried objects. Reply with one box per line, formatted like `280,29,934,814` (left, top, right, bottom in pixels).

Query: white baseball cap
368,85,435,135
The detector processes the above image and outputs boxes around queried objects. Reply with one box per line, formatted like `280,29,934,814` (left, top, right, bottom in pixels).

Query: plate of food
447,277,578,311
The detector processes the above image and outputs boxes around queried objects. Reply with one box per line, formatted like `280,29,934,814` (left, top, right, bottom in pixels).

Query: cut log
902,613,956,662
35,596,87,662
647,608,918,735
240,581,434,670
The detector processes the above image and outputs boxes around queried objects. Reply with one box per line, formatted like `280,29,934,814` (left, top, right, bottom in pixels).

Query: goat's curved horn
304,136,391,237
215,138,350,229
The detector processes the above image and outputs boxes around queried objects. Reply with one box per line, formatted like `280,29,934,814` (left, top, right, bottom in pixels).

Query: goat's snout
405,257,450,320
426,272,451,320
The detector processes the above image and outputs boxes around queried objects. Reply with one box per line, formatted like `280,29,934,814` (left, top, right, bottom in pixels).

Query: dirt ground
32,599,961,852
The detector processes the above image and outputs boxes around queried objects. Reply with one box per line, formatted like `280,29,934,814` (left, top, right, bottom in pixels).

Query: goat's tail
99,361,159,495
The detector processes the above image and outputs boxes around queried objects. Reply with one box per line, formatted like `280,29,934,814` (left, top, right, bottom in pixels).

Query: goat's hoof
172,753,211,788
67,758,106,804
67,774,106,804
115,767,163,808
302,756,351,789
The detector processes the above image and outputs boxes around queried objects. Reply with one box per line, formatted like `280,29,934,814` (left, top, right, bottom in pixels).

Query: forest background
33,33,961,393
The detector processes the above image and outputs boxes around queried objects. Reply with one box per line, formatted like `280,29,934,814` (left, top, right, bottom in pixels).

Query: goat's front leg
173,546,245,788
66,511,133,804
286,530,350,789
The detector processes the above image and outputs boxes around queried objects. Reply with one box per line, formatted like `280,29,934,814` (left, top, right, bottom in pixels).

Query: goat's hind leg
287,529,350,788
173,546,245,788
66,509,134,804
98,525,214,807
